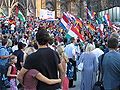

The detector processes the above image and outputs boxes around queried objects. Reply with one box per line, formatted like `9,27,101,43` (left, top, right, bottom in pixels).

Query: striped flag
62,13,69,23
66,29,78,39
66,12,76,22
88,23,96,31
18,10,25,22
86,7,96,19
65,24,85,42
103,14,112,26
86,7,92,19
60,12,71,31
76,18,83,28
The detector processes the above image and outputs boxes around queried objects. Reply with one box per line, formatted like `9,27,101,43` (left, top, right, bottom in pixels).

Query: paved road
69,71,81,90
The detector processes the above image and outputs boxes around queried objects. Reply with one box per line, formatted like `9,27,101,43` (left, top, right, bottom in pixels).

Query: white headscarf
85,43,95,52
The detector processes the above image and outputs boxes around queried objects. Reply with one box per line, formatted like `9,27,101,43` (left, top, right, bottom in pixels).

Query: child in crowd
7,55,18,90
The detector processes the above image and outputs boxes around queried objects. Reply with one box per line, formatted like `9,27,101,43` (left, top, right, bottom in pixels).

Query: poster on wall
40,9,55,19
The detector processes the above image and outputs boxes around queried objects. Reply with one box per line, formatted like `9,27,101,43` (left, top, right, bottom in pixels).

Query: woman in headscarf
79,43,98,90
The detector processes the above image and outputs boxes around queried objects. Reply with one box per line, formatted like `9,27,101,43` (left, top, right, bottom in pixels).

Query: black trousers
68,58,76,87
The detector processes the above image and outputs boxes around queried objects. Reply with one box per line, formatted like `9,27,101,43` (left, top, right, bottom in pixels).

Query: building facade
0,0,36,17
0,0,87,18
0,0,120,20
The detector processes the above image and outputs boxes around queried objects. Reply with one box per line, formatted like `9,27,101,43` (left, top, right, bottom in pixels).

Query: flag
86,7,96,19
71,25,85,42
76,18,83,28
62,13,69,23
66,12,76,22
112,24,120,30
65,29,78,39
59,22,68,32
18,10,25,22
60,12,71,31
103,14,112,26
75,23,81,33
65,24,84,42
88,23,96,31
86,7,92,19
96,17,102,24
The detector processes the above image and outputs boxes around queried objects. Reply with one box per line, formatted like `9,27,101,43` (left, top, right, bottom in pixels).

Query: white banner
40,9,55,19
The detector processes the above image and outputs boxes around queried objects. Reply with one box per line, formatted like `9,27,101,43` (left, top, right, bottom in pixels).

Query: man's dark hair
107,37,118,49
70,37,75,43
14,40,18,45
48,37,54,45
18,42,26,50
33,43,38,50
36,28,50,45
2,38,8,46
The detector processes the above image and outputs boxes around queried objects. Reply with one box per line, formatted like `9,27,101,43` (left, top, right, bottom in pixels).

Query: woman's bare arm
7,66,17,77
36,73,61,85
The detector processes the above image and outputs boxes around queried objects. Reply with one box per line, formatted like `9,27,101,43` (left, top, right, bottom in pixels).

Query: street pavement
69,71,81,90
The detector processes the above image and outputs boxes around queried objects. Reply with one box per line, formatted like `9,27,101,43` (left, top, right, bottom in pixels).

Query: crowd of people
0,15,120,90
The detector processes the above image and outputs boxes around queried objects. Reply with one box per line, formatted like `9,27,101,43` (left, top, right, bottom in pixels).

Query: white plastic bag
78,62,84,71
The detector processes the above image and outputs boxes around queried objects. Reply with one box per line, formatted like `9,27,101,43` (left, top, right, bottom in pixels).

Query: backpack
0,64,13,88
1,74,11,88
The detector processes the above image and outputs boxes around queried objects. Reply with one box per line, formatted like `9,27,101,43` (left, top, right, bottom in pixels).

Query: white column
8,0,11,17
36,9,37,17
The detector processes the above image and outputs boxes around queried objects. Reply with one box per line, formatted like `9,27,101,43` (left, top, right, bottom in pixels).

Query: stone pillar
36,0,41,17
8,0,11,17
36,8,37,17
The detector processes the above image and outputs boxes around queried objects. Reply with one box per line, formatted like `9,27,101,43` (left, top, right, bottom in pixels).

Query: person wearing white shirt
64,37,77,88
92,45,104,63
12,41,18,52
10,24,15,34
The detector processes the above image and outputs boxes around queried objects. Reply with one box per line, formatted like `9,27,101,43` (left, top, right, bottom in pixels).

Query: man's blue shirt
103,51,120,89
0,46,9,66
